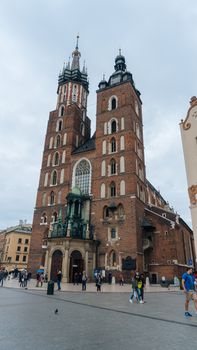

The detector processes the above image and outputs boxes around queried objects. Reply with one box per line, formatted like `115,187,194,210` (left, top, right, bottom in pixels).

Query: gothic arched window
74,159,91,194
111,137,116,153
54,152,59,166
50,191,55,205
110,182,116,197
111,120,117,133
103,206,109,219
51,170,57,185
110,159,116,175
111,98,117,110
55,135,61,148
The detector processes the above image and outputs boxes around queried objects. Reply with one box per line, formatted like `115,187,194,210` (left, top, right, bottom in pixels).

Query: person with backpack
182,267,197,317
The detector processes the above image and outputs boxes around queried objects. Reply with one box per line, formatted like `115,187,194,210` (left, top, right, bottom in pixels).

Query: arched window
103,206,109,219
120,180,125,195
44,173,48,187
42,192,46,206
59,105,64,117
57,190,61,204
110,159,116,175
111,137,116,153
50,191,55,205
117,204,124,218
101,160,106,176
111,98,117,110
120,156,125,173
41,213,47,224
51,170,57,185
73,159,91,194
57,119,63,132
62,150,66,163
110,182,116,197
55,135,61,148
63,133,67,145
52,212,58,223
101,183,105,198
135,100,139,116
60,169,64,183
111,120,117,133
49,137,53,149
53,152,59,166
120,135,125,150
47,154,51,167
102,140,106,154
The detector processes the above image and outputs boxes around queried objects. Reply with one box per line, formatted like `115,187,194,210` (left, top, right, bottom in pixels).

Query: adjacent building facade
0,221,32,271
28,39,195,283
180,96,197,262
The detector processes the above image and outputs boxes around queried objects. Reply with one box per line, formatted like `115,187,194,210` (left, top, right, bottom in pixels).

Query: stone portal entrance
50,250,63,281
69,250,84,283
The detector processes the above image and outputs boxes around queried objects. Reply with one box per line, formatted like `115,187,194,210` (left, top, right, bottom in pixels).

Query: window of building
59,105,64,117
52,212,58,222
41,213,47,224
17,246,21,252
50,191,55,205
47,154,51,167
117,204,125,218
110,159,116,175
111,228,116,239
56,119,63,132
120,180,125,195
72,84,77,102
63,133,67,145
101,160,106,176
42,192,46,206
55,135,61,148
111,98,117,110
49,137,53,149
58,190,62,204
18,238,22,244
110,182,116,197
51,170,57,185
60,169,64,184
111,138,116,153
22,256,27,262
24,247,28,253
25,239,29,244
16,255,19,262
103,206,109,219
44,173,48,187
102,140,106,154
120,156,125,173
101,183,106,198
111,120,117,133
73,159,91,195
120,135,125,150
53,152,59,166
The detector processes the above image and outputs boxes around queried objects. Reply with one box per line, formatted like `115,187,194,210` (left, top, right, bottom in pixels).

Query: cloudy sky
0,0,196,229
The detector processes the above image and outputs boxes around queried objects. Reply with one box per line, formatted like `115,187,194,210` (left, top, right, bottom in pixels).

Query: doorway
69,250,84,283
50,250,63,281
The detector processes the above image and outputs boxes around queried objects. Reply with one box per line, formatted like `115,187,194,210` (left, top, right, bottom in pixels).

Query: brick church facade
28,39,195,283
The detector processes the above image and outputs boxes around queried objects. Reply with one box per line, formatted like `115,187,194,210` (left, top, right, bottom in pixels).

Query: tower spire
71,34,81,70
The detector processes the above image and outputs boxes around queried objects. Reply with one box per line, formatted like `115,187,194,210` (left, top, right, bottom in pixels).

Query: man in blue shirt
182,267,197,317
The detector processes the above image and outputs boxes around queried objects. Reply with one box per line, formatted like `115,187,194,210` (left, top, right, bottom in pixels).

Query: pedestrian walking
129,274,140,303
182,267,197,317
73,272,79,285
36,273,41,287
57,270,62,291
82,271,87,291
96,274,102,292
0,269,5,287
119,273,124,286
139,273,146,303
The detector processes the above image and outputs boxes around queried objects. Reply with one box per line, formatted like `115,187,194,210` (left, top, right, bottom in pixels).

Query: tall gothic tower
91,51,146,274
28,38,93,277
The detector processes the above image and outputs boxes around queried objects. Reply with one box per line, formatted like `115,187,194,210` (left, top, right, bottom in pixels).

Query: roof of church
72,134,96,154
